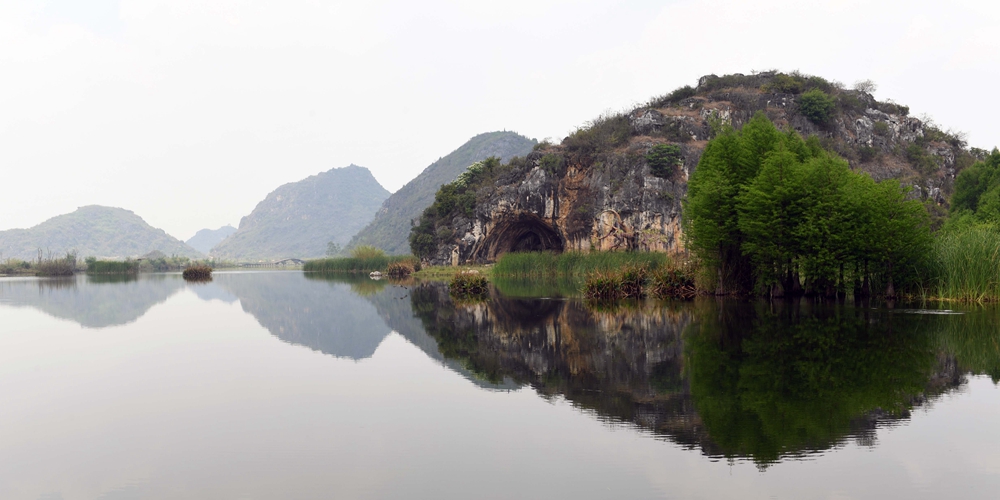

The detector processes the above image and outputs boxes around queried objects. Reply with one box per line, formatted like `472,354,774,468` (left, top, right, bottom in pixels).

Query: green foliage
686,302,936,466
949,148,1000,224
645,144,683,179
86,258,139,274
873,121,890,136
564,112,632,156
762,73,803,94
303,254,418,273
684,112,932,297
539,154,565,176
933,226,1000,302
492,251,670,278
905,143,940,174
449,272,489,298
798,89,836,125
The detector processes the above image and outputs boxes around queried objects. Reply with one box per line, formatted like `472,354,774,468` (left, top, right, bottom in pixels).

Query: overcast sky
2,0,999,240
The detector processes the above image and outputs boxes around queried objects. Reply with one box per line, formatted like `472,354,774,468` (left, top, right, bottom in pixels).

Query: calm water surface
1,271,999,499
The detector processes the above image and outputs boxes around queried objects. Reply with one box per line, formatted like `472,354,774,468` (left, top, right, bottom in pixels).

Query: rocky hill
0,205,202,260
211,165,389,260
348,131,536,254
186,225,237,254
411,71,977,265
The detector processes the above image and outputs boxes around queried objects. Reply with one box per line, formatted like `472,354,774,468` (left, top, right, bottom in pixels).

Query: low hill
0,205,202,260
412,71,976,265
211,165,389,261
348,131,536,254
186,225,237,254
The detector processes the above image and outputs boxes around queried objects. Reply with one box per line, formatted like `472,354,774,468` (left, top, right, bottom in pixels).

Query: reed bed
182,265,213,281
934,227,1000,302
385,260,415,277
492,251,670,278
449,272,489,298
302,254,420,273
583,265,648,300
86,260,139,274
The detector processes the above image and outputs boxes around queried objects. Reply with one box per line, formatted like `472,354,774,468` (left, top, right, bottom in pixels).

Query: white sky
2,0,999,240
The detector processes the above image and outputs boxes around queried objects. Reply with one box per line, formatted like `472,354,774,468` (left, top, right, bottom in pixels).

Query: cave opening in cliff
477,212,564,262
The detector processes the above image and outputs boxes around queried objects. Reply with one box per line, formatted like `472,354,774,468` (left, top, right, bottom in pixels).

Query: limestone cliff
413,71,976,265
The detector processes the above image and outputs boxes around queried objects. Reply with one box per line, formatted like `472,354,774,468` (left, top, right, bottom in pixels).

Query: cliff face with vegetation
348,131,536,254
0,205,202,260
412,72,975,265
211,165,389,261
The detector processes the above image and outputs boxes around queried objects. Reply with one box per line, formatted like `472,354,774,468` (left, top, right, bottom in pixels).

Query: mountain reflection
0,274,184,328
408,284,999,466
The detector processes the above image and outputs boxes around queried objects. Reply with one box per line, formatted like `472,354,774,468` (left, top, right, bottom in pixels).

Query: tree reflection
410,286,987,466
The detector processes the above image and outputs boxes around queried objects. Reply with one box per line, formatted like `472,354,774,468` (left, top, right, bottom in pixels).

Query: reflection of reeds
449,272,488,299
182,265,213,281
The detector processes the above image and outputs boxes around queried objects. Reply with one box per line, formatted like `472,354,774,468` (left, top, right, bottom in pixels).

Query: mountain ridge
0,205,203,260
348,131,536,254
211,164,389,260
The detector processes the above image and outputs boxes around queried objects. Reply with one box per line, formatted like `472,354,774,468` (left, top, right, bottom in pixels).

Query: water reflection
409,284,999,465
0,274,184,328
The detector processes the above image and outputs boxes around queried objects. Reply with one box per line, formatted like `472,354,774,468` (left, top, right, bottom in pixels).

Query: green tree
798,89,836,125
645,144,683,179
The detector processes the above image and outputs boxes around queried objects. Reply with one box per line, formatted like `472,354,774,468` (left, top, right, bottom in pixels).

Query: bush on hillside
798,89,836,125
646,144,683,179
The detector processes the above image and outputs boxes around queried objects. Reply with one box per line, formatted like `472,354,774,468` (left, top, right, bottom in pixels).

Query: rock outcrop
415,72,975,265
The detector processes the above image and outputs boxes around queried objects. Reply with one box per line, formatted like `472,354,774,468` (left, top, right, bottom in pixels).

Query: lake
1,271,999,499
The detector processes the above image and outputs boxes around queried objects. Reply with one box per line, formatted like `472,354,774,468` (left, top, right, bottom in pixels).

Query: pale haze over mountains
1,1,998,240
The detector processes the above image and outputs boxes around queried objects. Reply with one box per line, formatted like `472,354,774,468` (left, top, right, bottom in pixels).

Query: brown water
1,271,999,499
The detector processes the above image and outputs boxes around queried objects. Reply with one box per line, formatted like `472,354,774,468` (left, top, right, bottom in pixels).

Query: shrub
539,154,565,176
646,144,683,179
385,260,414,277
858,146,878,163
873,121,890,136
182,265,213,281
763,74,803,94
649,267,697,299
649,85,697,107
798,89,836,125
564,112,632,156
449,272,489,298
583,265,648,300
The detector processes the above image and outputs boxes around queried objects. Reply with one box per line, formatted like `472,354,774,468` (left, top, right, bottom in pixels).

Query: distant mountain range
0,205,202,260
210,165,389,260
186,225,237,254
348,131,537,254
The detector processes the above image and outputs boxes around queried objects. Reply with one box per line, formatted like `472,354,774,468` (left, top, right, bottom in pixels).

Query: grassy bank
304,246,419,274
933,227,1000,302
491,251,671,278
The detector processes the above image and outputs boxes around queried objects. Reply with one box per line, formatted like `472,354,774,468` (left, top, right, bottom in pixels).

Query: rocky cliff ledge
413,71,976,265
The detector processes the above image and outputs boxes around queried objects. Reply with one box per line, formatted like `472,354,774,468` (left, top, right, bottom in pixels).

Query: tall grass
86,260,139,274
934,227,1000,302
492,251,671,278
304,254,418,273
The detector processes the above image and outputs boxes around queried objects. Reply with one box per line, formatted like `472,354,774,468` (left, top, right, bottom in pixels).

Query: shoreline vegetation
303,245,419,274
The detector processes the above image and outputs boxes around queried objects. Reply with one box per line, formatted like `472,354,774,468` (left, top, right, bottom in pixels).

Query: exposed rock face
420,72,973,265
